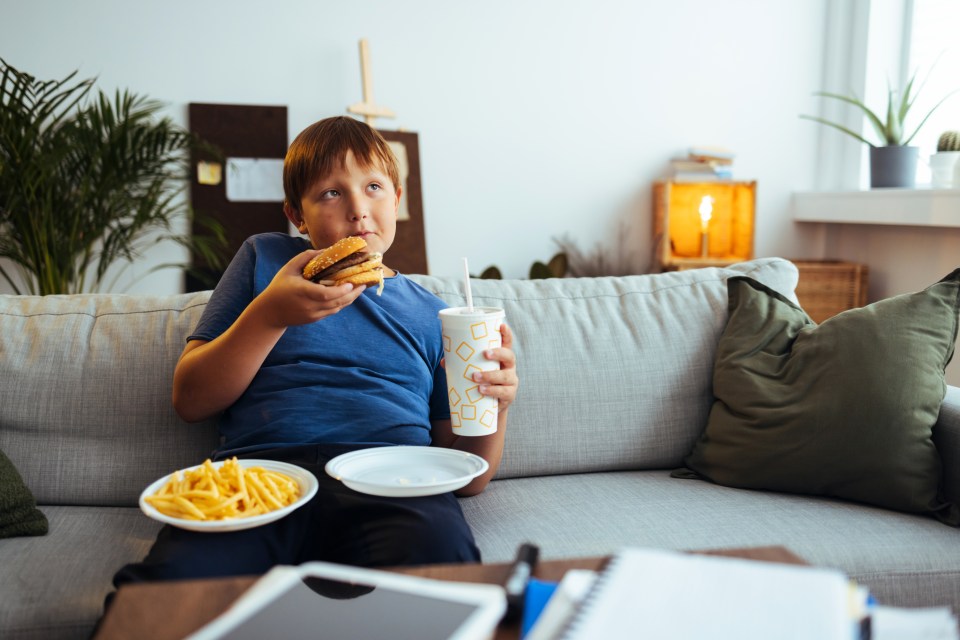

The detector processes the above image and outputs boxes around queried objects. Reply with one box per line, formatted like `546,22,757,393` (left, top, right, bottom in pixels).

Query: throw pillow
0,448,48,538
673,270,960,525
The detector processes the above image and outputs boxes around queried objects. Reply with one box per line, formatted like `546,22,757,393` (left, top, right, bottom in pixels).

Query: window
906,0,960,184
809,1,956,190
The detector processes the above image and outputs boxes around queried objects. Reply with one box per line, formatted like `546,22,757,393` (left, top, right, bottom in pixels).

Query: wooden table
94,546,804,640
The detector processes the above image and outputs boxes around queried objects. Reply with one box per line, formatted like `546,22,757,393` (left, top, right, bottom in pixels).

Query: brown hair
283,116,400,212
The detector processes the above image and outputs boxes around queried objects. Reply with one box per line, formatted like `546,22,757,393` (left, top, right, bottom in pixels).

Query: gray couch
2,257,959,639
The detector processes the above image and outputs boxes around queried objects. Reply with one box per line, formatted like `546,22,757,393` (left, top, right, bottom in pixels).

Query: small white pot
929,151,960,188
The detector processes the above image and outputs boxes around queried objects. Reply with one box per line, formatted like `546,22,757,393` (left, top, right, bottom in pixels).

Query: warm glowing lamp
698,195,713,258
652,180,756,270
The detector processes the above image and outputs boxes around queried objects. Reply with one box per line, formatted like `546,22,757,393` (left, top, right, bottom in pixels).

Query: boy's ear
283,201,307,233
394,185,403,215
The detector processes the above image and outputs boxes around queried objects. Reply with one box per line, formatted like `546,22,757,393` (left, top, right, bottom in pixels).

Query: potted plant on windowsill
0,59,226,295
800,70,958,189
930,131,960,188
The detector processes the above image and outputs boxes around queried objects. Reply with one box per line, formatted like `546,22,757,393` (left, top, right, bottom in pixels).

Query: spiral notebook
558,547,852,640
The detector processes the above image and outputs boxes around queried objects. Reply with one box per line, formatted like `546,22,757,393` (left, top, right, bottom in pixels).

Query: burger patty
311,252,372,282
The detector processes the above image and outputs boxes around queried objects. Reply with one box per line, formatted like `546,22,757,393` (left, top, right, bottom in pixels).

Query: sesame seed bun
302,236,368,281
336,268,384,289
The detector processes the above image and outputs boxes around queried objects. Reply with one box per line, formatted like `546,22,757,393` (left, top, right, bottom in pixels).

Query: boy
113,116,518,586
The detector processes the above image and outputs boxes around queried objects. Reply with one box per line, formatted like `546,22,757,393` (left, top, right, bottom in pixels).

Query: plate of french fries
139,458,318,532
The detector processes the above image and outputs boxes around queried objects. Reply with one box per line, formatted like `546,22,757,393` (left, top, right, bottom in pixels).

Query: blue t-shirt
188,233,450,456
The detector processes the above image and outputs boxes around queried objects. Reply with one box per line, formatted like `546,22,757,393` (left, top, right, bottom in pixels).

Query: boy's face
285,150,401,268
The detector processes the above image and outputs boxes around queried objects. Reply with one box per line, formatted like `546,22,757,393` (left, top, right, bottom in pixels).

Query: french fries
144,458,301,521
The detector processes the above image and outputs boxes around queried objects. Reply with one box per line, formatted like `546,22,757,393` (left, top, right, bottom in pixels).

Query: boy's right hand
255,249,367,328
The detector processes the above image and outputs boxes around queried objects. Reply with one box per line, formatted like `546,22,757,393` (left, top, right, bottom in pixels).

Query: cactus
938,131,960,152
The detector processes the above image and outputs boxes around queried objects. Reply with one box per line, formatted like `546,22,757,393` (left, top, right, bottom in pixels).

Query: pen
502,542,540,623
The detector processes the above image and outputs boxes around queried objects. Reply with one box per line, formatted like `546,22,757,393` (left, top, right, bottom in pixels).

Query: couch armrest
934,385,960,505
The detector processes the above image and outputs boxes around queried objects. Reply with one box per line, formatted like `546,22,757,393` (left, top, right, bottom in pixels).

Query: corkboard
186,103,288,292
378,129,428,275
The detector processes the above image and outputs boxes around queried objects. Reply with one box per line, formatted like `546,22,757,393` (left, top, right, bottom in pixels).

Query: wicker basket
792,260,869,323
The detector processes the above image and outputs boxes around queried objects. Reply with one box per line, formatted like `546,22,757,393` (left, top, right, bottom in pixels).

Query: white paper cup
439,307,505,436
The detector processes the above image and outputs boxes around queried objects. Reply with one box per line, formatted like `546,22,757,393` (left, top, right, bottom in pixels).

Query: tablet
188,562,506,640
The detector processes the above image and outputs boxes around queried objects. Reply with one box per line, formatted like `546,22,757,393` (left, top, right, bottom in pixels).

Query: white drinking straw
462,257,474,312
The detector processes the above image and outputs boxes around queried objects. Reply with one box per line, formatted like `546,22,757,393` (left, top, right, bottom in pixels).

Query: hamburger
302,236,384,295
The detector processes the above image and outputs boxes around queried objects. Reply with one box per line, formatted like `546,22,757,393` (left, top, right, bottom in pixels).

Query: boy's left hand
475,323,518,411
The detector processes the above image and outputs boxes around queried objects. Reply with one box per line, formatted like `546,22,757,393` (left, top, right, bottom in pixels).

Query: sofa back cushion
0,257,798,506
410,257,799,479
0,292,219,506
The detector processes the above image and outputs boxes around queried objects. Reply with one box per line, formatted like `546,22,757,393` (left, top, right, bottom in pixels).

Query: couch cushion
676,272,960,524
0,505,161,640
409,258,799,478
0,293,220,507
461,470,960,613
0,448,47,538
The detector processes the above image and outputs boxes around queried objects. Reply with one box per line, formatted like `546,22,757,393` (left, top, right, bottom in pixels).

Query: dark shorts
113,444,481,587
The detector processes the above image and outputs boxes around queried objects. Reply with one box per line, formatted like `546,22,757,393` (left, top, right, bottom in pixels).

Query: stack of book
522,547,959,640
669,146,735,182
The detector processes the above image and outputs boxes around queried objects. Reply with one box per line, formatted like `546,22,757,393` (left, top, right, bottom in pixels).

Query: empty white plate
325,446,489,497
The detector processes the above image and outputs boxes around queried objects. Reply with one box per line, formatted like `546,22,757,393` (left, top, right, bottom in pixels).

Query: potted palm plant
0,59,225,295
800,70,958,188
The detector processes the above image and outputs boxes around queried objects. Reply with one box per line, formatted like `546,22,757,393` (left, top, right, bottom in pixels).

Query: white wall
2,0,827,292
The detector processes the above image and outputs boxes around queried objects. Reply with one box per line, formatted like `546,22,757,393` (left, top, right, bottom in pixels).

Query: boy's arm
432,410,509,496
432,324,518,496
171,300,285,423
172,250,365,422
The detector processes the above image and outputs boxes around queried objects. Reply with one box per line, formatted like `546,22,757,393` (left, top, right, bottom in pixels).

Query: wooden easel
345,39,428,274
347,39,395,126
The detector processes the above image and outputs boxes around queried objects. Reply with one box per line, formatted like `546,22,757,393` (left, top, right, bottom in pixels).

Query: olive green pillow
0,448,48,538
674,270,960,525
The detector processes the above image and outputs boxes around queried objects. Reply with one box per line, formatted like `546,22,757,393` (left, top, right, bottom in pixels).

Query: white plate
139,459,319,533
325,446,489,497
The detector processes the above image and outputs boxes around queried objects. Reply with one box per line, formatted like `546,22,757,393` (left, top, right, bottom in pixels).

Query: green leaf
798,115,876,147
809,91,887,144
885,89,902,145
899,73,917,125
529,261,552,279
904,88,960,145
547,252,568,277
0,58,228,294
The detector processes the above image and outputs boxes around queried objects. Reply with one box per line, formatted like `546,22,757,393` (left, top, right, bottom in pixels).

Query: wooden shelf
792,189,960,228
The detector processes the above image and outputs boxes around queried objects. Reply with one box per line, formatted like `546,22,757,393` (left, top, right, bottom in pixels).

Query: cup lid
439,306,504,316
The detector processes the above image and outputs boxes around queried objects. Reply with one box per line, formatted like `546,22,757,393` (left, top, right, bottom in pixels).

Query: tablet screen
219,575,483,639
